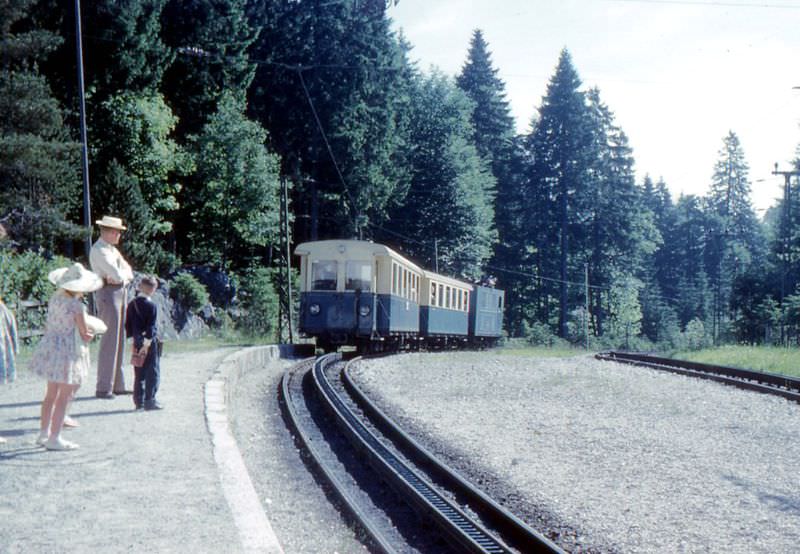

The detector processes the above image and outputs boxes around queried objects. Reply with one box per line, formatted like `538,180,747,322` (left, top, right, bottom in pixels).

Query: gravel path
0,347,243,553
228,359,369,554
350,352,800,553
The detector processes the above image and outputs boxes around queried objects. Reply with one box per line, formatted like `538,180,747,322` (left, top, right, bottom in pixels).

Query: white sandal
45,437,79,451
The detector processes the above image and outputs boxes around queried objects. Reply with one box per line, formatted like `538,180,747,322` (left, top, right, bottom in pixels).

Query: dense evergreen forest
2,0,799,348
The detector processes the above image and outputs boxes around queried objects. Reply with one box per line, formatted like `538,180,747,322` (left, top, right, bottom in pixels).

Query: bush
0,249,72,339
683,318,711,350
236,266,280,339
522,320,570,349
170,272,209,312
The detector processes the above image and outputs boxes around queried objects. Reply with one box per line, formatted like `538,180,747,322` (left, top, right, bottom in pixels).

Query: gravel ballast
350,352,800,553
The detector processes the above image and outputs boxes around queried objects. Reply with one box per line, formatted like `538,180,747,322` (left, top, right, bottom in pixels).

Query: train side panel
469,286,505,338
376,294,419,334
419,270,470,337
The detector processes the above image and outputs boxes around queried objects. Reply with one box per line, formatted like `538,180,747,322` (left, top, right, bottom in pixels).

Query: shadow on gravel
723,474,800,515
12,409,134,423
0,399,42,409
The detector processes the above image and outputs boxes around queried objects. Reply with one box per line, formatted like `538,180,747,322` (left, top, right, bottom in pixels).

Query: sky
387,0,800,215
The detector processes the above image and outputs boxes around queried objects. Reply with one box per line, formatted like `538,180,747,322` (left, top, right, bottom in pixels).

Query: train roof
422,270,472,289
294,239,425,272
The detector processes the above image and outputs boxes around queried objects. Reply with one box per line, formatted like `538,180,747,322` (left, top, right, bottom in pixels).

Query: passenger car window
311,260,338,290
346,261,372,292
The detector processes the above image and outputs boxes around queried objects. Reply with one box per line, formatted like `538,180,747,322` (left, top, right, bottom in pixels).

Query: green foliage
605,274,644,341
185,93,281,269
0,0,83,251
522,49,594,338
235,266,280,339
95,91,189,273
162,0,257,138
250,1,412,239
683,318,711,350
386,71,497,281
170,273,209,312
0,249,70,334
522,320,569,349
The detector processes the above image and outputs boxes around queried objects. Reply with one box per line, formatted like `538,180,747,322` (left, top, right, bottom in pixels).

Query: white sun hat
95,215,127,230
48,263,103,293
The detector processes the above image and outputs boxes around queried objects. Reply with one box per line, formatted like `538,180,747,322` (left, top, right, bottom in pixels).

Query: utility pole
584,263,589,350
278,177,294,344
773,163,800,345
74,0,91,262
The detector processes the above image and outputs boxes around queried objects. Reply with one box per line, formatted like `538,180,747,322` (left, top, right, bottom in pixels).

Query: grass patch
671,345,800,378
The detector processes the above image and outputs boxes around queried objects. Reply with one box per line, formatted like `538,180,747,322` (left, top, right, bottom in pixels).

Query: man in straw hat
90,215,134,398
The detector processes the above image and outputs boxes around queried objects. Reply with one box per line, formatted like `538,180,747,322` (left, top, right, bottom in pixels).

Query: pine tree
0,0,82,252
249,1,412,242
640,175,682,345
584,88,659,337
33,0,180,269
386,71,496,281
524,49,594,338
705,131,764,341
672,194,713,327
455,29,522,327
161,0,257,137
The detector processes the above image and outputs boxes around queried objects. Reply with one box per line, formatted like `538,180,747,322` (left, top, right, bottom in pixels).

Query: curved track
597,350,800,402
280,355,563,554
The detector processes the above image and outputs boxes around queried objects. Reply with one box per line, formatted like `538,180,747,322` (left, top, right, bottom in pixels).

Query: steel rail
278,356,398,554
342,358,564,554
597,351,800,402
312,356,513,553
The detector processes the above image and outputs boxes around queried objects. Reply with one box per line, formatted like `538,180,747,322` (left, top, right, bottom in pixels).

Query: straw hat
95,215,127,230
86,314,108,335
48,263,103,293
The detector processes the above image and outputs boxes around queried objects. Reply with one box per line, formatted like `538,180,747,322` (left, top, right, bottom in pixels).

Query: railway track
596,350,800,402
280,354,563,554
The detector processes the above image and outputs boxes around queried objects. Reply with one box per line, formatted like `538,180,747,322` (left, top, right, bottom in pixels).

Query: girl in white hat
29,263,105,451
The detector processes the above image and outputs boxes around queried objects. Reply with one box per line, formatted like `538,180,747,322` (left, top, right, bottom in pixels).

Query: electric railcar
295,239,504,352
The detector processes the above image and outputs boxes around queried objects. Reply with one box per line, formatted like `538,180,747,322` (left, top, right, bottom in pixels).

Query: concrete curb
204,344,298,554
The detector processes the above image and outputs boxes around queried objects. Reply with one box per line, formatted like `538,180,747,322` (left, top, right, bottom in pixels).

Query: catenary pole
74,0,92,262
773,164,800,345
284,177,293,343
584,263,589,350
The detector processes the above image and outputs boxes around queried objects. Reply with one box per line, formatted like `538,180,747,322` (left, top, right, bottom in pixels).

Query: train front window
311,260,338,290
346,261,372,292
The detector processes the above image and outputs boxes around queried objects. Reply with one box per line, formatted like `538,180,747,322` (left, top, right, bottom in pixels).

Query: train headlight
359,305,371,317
309,303,320,315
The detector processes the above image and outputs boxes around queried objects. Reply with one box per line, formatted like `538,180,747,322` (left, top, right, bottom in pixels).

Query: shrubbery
0,249,71,336
235,267,280,339
170,272,209,312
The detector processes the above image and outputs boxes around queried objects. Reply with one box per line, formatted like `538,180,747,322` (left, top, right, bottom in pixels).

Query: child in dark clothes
125,275,162,410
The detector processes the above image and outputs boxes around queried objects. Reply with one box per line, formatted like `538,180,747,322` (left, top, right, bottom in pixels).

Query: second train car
294,239,504,352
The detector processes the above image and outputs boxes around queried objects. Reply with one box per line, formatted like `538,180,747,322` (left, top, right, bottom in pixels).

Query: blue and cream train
295,240,504,352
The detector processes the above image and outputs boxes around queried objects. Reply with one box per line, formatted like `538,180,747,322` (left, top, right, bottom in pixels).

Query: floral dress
0,301,18,383
29,291,90,385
